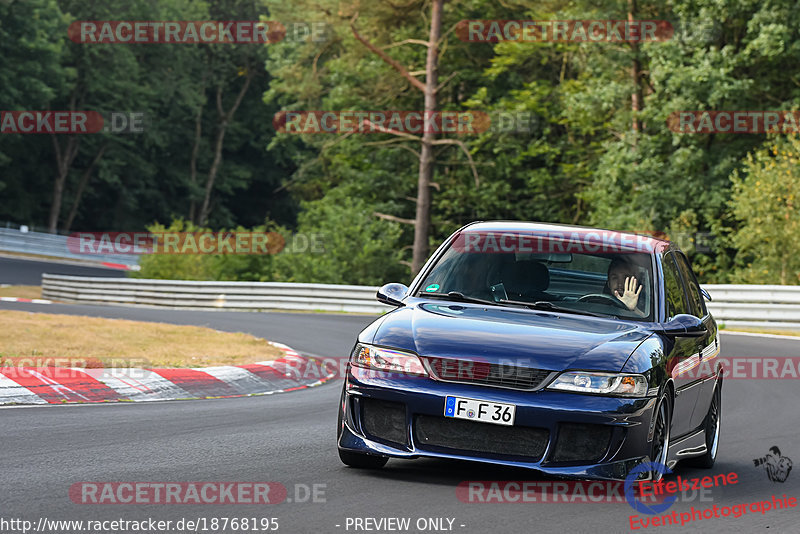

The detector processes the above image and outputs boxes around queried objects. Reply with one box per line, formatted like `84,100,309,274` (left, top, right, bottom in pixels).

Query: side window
662,253,689,320
675,252,706,317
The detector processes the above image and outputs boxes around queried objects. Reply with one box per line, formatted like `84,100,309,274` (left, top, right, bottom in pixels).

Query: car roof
460,220,671,254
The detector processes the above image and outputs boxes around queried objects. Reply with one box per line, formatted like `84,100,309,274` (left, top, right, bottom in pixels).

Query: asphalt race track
0,256,127,285
1,297,799,533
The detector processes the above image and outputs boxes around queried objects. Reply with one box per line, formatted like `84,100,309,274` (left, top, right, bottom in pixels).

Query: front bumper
338,366,658,480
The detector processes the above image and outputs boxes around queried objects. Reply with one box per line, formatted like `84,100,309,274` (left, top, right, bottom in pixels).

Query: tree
191,0,273,225
271,187,407,285
48,0,177,233
573,0,800,280
730,136,800,285
0,0,70,214
350,0,482,274
265,0,494,276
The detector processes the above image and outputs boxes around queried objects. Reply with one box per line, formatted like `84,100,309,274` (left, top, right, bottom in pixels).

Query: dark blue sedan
337,222,722,480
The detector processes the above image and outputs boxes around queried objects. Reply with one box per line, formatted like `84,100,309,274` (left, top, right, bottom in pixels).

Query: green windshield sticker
425,284,440,292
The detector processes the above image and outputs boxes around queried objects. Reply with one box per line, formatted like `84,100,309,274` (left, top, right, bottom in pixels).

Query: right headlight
546,371,648,397
350,344,427,376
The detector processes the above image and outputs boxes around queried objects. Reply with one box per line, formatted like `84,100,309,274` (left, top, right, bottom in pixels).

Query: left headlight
350,344,428,376
546,371,649,397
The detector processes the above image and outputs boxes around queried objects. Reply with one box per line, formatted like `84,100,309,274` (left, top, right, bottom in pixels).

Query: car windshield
417,231,655,321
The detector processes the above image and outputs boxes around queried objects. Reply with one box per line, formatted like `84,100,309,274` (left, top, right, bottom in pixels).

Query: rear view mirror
517,252,573,263
657,314,707,337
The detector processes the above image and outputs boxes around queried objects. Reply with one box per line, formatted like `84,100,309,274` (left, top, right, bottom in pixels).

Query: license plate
444,396,516,426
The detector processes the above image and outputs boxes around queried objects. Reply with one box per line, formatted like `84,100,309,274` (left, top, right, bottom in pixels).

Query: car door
674,251,718,429
661,251,702,438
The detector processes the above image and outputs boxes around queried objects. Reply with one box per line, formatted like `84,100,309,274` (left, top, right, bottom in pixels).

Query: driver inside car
606,257,646,316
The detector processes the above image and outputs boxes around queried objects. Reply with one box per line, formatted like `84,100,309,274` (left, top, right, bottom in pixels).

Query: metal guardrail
704,284,800,329
0,227,140,269
39,275,800,325
42,274,391,314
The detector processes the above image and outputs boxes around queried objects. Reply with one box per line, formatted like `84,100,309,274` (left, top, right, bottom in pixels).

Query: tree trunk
189,75,207,223
198,106,228,225
189,95,204,223
48,135,80,233
62,144,107,232
197,71,253,225
411,0,443,276
629,0,643,135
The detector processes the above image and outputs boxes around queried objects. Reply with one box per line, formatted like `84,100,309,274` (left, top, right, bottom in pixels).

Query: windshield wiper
498,299,608,318
422,291,503,307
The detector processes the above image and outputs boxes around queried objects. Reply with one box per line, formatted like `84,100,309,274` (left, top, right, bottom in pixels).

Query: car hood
368,301,652,372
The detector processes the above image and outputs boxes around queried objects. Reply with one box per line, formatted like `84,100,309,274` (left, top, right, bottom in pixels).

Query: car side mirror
657,314,707,337
376,283,408,307
700,287,712,301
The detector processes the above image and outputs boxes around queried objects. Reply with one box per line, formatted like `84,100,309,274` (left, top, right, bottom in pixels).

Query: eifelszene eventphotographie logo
754,446,793,483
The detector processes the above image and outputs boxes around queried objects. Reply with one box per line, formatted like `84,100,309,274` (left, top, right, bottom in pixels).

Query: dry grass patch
0,310,283,368
0,285,42,299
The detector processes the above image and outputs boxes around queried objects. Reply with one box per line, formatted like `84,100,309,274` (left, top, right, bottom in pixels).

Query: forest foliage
2,0,799,285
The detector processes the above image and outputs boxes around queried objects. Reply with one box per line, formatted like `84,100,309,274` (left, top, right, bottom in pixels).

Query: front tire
649,393,672,481
686,383,721,468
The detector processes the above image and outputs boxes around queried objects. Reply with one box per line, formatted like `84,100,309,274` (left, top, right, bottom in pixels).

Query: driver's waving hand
607,258,645,316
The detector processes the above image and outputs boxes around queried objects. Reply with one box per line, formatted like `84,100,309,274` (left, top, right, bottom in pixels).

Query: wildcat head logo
753,446,793,483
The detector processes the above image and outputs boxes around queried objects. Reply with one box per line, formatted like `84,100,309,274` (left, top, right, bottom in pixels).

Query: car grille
549,423,613,463
414,415,549,460
424,357,552,391
360,398,408,446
